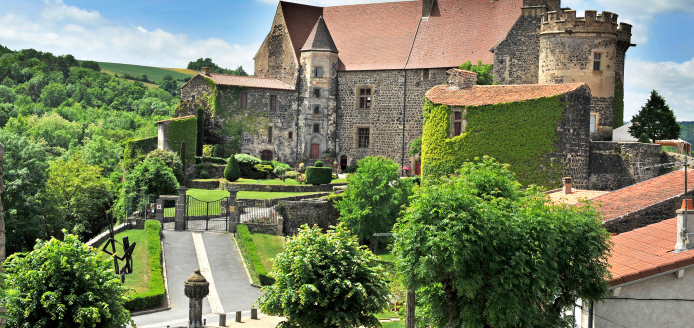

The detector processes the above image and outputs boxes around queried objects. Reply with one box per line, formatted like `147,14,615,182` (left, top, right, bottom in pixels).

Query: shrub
638,133,651,143
235,153,261,176
236,225,273,285
116,157,179,219
297,163,305,173
344,163,358,173
273,166,287,178
195,156,227,165
225,155,241,182
261,160,274,169
306,166,332,185
314,160,324,167
124,220,165,310
199,170,210,179
285,170,299,178
146,149,184,183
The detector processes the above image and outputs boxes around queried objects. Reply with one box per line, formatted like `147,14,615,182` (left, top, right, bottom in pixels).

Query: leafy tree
82,136,124,176
162,74,174,81
392,157,611,328
629,90,680,143
159,78,179,97
80,60,101,72
336,156,414,242
224,154,241,182
0,85,17,103
257,224,390,328
39,82,67,107
115,156,179,220
1,233,134,327
186,58,248,76
638,133,651,143
145,148,184,183
408,137,421,156
459,60,497,85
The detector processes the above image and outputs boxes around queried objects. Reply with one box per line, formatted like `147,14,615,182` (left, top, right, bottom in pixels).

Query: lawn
193,177,347,185
251,233,283,273
98,229,149,294
381,321,405,327
94,61,196,83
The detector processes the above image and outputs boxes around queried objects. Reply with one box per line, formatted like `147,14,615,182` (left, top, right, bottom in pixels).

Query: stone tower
298,16,339,162
539,9,633,141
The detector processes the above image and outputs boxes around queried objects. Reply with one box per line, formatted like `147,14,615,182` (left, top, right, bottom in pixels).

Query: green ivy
123,136,158,171
167,116,197,167
614,81,624,128
203,77,246,117
422,96,566,188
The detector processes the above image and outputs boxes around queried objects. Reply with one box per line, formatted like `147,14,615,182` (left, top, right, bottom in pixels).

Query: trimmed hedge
124,220,165,311
236,225,274,285
123,137,158,171
225,155,241,182
195,156,227,165
306,167,332,185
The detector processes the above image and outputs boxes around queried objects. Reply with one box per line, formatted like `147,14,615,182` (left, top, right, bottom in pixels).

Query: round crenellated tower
539,9,633,141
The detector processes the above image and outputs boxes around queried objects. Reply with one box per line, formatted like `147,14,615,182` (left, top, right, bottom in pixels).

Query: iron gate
185,195,230,231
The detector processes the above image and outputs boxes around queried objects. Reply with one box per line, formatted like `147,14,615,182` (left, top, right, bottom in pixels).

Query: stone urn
184,269,210,328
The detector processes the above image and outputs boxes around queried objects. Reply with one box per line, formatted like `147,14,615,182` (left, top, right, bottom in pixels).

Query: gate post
227,185,239,233
175,187,188,231
155,199,164,222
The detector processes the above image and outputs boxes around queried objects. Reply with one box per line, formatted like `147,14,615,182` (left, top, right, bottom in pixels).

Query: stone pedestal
175,187,188,231
184,269,210,328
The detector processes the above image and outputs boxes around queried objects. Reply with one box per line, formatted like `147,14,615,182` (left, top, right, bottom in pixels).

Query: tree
629,90,680,143
335,156,414,242
257,224,390,328
80,60,101,72
459,60,497,85
638,133,651,143
159,78,179,97
224,154,241,182
145,149,184,183
392,157,611,328
408,137,421,157
1,233,134,327
196,107,204,156
115,156,179,220
39,82,67,107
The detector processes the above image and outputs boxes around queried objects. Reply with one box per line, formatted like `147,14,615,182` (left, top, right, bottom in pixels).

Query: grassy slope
251,233,283,273
94,61,196,83
98,229,149,294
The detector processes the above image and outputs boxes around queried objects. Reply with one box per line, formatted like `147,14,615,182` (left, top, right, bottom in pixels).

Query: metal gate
185,195,230,231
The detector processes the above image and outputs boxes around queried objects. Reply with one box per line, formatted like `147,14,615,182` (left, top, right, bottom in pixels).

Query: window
261,150,273,161
313,123,320,133
315,67,323,78
288,131,293,139
451,110,465,137
422,69,430,80
268,126,273,143
358,128,370,148
590,114,597,133
240,92,248,108
191,95,196,102
359,88,372,109
313,106,320,114
314,88,321,98
593,53,601,71
270,95,277,111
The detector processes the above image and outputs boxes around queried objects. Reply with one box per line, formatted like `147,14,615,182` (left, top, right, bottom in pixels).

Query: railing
237,199,284,224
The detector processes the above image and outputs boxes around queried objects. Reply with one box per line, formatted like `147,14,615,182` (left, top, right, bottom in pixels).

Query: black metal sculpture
101,212,137,283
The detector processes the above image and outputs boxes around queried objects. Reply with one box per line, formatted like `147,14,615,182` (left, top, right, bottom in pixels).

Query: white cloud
0,1,258,73
624,57,694,121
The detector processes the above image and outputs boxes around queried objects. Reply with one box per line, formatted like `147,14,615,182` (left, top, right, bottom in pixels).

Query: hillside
88,61,198,84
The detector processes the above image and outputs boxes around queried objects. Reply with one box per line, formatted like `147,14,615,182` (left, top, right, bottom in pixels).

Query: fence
237,199,285,225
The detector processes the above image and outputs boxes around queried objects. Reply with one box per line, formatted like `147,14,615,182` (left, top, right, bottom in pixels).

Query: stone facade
553,86,593,188
252,3,301,87
492,11,542,85
279,198,340,236
587,142,664,190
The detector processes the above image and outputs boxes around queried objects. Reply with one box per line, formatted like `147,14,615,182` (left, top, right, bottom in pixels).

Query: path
131,231,262,328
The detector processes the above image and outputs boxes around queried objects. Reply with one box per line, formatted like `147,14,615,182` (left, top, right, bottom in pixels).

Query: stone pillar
155,199,164,222
175,187,188,231
228,185,239,233
277,217,284,236
0,142,5,263
184,269,210,328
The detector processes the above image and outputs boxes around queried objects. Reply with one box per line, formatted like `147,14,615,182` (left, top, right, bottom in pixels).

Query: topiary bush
146,149,184,183
638,133,651,143
195,156,227,165
225,155,241,182
314,160,323,167
235,153,262,177
344,163,358,173
306,166,332,185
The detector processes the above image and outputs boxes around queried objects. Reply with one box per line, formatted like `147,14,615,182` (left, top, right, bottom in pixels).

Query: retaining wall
279,198,340,236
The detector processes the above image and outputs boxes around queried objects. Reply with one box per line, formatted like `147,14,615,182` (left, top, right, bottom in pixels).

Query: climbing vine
123,136,158,171
167,116,197,167
421,96,567,188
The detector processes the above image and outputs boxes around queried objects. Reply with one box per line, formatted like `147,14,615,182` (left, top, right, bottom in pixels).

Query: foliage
305,167,333,185
459,60,497,85
257,224,390,328
96,61,194,83
1,233,134,327
237,225,274,285
123,136,158,171
408,137,422,157
116,157,179,220
146,148,184,183
167,116,197,167
314,160,323,167
254,164,273,175
336,156,413,241
195,156,227,165
80,60,101,72
180,141,186,184
224,155,241,182
159,78,179,97
7,113,83,155
196,107,204,156
235,153,262,176
273,166,287,178
187,58,249,76
285,170,299,178
392,157,611,328
234,225,261,285
198,169,210,179
422,97,566,188
613,82,624,128
638,133,651,143
628,90,680,143
82,136,123,177
124,220,165,310
343,163,358,173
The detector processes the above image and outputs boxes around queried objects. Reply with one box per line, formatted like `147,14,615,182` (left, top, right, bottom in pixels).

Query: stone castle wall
555,85,592,188
253,5,299,86
493,14,542,85
588,142,664,190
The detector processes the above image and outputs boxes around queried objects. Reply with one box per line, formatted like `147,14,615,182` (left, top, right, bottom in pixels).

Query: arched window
261,150,273,161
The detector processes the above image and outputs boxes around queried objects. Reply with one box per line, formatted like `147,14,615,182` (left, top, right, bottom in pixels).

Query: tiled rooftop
425,83,586,107
608,218,694,286
202,73,295,91
547,189,609,205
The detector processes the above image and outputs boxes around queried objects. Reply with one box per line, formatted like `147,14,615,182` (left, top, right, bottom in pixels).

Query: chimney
445,69,477,91
202,67,210,75
675,199,694,252
562,177,572,194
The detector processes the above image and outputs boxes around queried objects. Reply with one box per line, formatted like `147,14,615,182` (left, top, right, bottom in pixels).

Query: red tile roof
425,83,586,107
203,73,294,91
593,169,694,223
608,218,694,286
279,0,523,71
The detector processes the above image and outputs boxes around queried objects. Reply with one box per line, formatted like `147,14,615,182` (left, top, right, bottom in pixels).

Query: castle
180,0,633,177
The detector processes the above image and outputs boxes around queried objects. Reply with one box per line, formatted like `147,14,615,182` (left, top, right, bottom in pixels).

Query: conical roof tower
300,16,338,53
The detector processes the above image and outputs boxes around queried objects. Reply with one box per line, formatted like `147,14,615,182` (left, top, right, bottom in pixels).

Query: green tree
408,137,421,156
224,154,241,182
82,136,124,177
628,90,680,143
392,157,611,328
39,82,67,107
335,156,414,242
115,157,179,220
638,133,651,143
159,78,179,97
459,60,497,85
80,60,101,72
145,149,184,183
1,234,134,327
0,85,17,103
257,224,390,328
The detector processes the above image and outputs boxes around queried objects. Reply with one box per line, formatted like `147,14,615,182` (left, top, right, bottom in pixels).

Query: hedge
236,225,274,286
195,156,227,165
123,137,158,171
306,167,332,185
124,220,165,311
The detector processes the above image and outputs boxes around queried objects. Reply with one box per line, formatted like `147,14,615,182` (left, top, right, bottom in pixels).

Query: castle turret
298,16,339,162
539,9,633,140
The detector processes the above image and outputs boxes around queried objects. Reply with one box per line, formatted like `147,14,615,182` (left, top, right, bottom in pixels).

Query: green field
90,61,197,83
98,229,150,294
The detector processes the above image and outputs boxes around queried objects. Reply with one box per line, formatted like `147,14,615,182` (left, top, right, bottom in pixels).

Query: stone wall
493,14,542,85
279,198,340,236
253,4,300,86
86,222,131,248
602,191,694,234
556,85,593,188
244,218,283,235
194,164,225,179
588,142,665,190
238,192,330,208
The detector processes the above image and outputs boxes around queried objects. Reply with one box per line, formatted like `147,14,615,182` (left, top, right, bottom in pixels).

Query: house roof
202,73,295,91
608,218,694,286
592,169,694,223
278,0,522,71
300,16,338,53
547,189,609,205
425,83,586,107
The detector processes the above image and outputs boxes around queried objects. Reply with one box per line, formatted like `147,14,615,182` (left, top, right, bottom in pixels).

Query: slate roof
608,218,694,286
300,16,338,53
202,73,294,91
278,0,523,71
425,83,586,107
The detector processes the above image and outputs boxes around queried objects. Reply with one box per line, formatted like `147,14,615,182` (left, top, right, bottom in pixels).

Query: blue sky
1,0,693,120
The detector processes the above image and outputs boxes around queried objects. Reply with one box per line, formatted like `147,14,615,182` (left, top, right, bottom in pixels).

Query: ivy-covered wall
123,136,158,171
166,116,197,167
613,82,624,128
422,85,592,188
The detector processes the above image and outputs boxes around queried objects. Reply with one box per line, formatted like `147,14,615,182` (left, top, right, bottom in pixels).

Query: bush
273,166,287,178
225,155,241,182
199,170,210,179
314,160,324,167
235,153,261,176
285,170,299,178
116,157,179,219
146,149,184,183
306,166,332,185
297,163,305,173
638,133,651,143
261,160,274,169
344,163,359,173
195,156,227,165
124,220,165,310
236,225,274,285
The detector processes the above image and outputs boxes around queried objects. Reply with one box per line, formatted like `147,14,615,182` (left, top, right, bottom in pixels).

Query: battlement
540,10,631,36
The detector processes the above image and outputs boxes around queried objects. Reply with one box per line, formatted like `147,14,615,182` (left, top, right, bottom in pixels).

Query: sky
0,0,693,120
